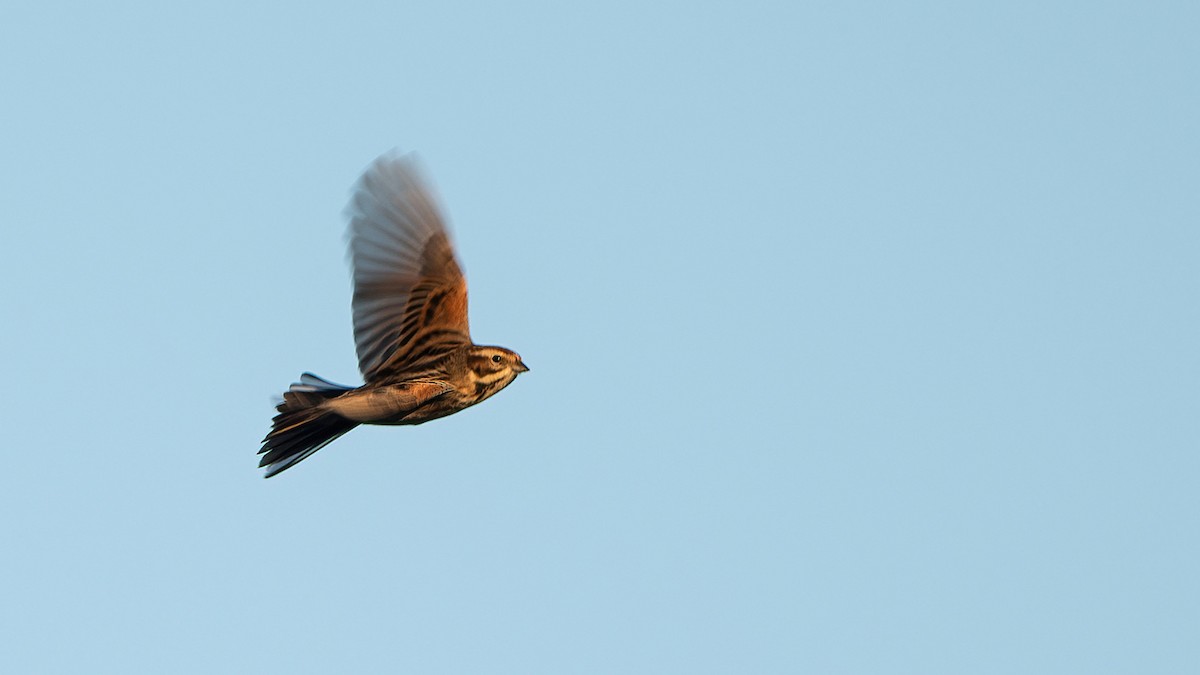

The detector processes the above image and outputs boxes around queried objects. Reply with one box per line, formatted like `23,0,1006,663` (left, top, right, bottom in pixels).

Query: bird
259,152,528,478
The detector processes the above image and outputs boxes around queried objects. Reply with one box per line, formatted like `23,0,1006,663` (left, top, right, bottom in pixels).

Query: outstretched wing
346,153,471,381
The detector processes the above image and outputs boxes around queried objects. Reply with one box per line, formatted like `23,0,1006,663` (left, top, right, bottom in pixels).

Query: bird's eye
491,355,503,364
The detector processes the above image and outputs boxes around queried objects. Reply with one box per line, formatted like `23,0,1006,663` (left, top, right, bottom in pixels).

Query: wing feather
345,152,471,381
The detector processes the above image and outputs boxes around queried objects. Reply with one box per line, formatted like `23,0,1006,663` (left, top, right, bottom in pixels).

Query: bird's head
466,346,529,400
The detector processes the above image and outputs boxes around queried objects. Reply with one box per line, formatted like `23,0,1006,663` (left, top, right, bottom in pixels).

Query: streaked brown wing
346,153,471,382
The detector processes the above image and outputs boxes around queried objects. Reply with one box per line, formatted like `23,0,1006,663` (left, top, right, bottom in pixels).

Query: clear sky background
2,2,1197,673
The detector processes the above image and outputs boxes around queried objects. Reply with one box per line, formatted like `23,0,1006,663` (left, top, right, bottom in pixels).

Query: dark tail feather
259,373,359,478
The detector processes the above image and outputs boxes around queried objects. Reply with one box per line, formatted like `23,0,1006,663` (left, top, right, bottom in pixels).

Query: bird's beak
515,360,530,373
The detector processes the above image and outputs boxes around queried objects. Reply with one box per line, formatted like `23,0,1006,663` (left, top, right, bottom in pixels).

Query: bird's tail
260,373,359,478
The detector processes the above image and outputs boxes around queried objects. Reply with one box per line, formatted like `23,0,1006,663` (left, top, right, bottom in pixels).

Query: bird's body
259,153,527,477
319,345,526,425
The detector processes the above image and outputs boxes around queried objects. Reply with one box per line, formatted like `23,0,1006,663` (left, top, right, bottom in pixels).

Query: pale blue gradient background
2,2,1197,673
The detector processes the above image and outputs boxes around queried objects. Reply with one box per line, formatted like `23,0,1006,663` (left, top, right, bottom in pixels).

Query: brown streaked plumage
259,152,528,478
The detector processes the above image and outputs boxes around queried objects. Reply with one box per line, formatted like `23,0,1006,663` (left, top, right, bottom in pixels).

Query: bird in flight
259,152,528,477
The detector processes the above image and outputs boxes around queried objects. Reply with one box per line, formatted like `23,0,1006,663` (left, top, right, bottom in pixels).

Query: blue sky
2,2,1197,672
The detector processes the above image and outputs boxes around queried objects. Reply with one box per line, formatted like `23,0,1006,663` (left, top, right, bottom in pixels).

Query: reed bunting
259,152,528,477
